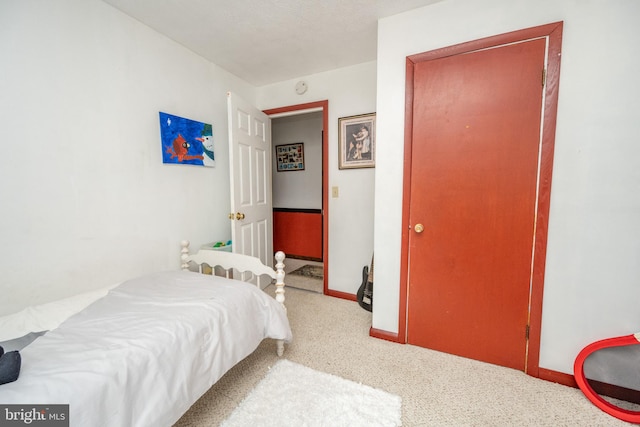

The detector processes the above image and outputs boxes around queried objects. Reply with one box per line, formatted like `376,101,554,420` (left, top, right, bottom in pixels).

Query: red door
406,38,546,370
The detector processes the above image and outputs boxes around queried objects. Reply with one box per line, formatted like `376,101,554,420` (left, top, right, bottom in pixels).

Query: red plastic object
574,332,640,423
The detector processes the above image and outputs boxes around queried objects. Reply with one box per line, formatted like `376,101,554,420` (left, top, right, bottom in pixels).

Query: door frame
398,22,563,376
263,100,329,294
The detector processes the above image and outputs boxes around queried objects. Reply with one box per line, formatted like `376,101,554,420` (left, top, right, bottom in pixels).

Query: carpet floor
174,286,632,426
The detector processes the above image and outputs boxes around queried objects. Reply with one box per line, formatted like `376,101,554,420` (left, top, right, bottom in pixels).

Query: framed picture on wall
338,113,375,169
276,142,305,171
159,112,215,167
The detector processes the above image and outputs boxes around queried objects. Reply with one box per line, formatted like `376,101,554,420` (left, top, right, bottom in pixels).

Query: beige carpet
174,286,631,426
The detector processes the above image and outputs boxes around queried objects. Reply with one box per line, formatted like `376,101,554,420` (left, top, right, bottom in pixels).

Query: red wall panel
273,209,322,260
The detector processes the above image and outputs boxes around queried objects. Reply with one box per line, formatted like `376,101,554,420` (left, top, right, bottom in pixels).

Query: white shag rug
221,359,402,427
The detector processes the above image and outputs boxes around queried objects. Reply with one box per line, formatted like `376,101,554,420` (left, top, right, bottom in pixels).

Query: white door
227,92,273,285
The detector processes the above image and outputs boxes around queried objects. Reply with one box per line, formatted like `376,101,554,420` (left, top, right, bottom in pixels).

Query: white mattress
0,271,292,427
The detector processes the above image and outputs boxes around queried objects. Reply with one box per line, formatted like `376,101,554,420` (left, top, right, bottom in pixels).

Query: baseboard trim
536,368,640,405
325,289,356,301
369,327,402,343
538,368,577,387
584,378,640,405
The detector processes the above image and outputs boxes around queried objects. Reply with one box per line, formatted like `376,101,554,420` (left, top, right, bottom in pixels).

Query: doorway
264,101,329,295
400,23,563,374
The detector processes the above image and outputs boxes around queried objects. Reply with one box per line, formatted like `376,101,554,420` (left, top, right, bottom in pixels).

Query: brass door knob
235,212,245,220
228,213,235,220
414,223,424,233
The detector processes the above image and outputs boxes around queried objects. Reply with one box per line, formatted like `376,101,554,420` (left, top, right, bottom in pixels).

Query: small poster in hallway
276,142,305,171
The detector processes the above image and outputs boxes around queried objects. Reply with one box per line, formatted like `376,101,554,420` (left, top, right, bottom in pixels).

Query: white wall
272,113,323,209
0,0,256,316
375,0,640,375
257,62,377,294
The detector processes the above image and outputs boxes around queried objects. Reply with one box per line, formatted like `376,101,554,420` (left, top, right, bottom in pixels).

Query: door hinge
541,68,547,88
525,324,530,340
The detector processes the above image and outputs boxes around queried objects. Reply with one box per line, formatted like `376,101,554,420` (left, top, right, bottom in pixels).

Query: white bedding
0,270,292,427
0,284,118,342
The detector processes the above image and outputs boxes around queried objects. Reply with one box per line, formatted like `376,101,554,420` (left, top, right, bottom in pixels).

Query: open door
227,92,273,286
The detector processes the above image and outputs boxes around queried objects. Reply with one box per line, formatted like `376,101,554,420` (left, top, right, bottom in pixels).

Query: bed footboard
180,240,288,356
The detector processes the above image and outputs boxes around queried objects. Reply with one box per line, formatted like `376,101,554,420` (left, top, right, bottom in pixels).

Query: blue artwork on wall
159,112,215,167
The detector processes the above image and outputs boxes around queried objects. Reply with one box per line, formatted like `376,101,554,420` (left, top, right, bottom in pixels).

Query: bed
0,241,292,426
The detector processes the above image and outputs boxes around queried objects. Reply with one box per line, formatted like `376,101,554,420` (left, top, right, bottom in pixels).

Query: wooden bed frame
179,240,288,356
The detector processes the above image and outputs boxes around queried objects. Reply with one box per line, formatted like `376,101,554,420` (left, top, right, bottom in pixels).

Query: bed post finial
181,240,190,270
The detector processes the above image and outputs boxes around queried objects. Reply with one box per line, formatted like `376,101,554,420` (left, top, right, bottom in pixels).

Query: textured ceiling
101,0,442,86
